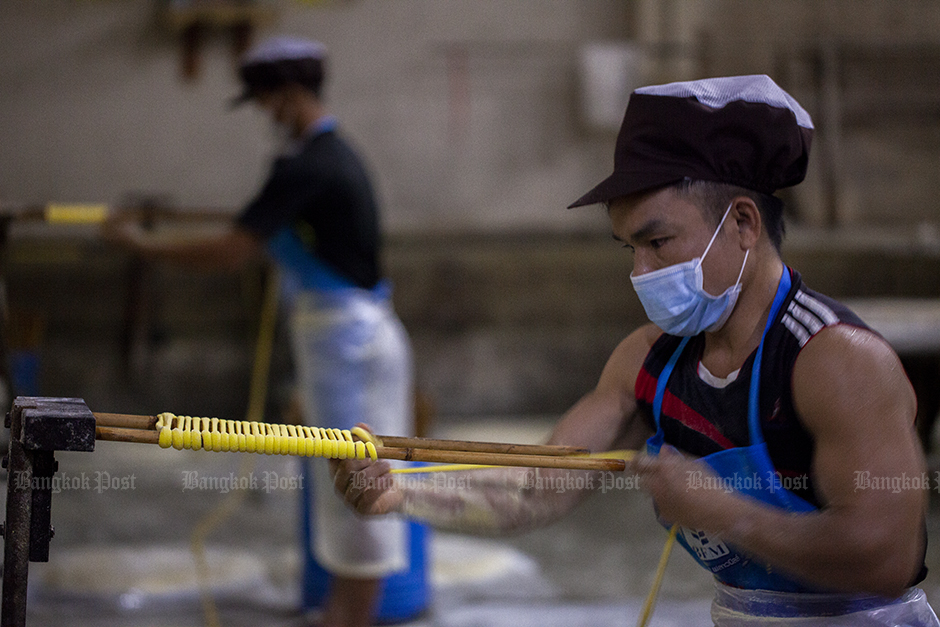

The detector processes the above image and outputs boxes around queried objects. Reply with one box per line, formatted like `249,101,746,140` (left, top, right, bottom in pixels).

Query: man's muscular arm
332,324,661,536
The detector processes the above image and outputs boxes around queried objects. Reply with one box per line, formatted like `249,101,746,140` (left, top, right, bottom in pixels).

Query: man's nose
630,253,653,277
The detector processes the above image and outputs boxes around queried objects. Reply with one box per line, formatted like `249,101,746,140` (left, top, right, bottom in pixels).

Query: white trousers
290,288,412,579
711,582,940,626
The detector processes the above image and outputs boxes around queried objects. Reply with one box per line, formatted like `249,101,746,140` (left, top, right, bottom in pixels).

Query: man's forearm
105,216,261,271
394,467,596,536
713,494,924,597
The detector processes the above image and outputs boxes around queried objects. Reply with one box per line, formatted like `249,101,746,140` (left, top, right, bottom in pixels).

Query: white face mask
630,203,749,336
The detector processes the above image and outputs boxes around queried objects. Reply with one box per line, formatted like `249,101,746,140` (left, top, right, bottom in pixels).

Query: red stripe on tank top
636,367,736,449
661,389,736,449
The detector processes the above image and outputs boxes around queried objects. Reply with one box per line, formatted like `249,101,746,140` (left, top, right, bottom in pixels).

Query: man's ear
731,197,762,250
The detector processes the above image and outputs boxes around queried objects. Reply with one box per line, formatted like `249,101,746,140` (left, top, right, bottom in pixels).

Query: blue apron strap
652,336,691,429
651,265,791,453
747,267,792,446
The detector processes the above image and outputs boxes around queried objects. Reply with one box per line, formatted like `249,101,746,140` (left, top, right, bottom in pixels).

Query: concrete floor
7,416,940,626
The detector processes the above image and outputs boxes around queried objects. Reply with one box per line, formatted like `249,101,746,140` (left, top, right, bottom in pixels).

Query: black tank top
635,268,871,506
634,267,928,584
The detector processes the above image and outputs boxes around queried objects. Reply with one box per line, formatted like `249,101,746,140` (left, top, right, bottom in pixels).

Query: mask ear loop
734,249,750,285
699,202,735,263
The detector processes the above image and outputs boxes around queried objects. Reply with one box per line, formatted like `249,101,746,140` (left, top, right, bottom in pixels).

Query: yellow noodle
191,417,203,451
349,426,373,444
279,424,291,455
182,416,192,450
391,463,500,474
266,423,277,455
286,425,297,456
311,427,323,457
236,421,247,452
219,420,230,452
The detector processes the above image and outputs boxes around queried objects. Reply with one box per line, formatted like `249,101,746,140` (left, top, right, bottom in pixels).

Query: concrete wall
697,0,940,228
0,0,631,233
4,1,940,231
2,1,940,420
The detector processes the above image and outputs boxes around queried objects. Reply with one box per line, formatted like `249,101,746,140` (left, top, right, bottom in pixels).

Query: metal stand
1,397,96,627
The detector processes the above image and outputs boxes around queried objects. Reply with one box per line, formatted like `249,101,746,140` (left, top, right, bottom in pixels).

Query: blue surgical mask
630,203,749,336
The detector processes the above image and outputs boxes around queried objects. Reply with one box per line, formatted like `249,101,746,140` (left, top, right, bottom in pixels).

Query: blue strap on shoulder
747,268,791,446
652,336,690,431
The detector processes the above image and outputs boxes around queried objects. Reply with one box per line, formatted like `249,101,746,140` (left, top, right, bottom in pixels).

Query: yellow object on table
44,203,109,224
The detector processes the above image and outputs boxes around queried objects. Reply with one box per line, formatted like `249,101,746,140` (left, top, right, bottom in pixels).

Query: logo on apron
680,527,730,561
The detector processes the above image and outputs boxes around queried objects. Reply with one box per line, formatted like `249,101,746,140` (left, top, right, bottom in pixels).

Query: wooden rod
93,426,626,470
376,435,588,456
93,413,588,457
94,413,158,430
96,426,160,445
374,446,625,471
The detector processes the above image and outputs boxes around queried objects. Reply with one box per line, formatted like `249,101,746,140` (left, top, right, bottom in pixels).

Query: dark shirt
237,122,382,291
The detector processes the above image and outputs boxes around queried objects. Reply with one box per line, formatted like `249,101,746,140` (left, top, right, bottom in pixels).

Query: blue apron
646,268,819,592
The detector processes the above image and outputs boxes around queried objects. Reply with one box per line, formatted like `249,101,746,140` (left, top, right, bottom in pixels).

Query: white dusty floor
7,416,940,626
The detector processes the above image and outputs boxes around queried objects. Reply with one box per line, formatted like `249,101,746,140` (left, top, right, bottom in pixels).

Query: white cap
635,74,813,129
241,36,327,66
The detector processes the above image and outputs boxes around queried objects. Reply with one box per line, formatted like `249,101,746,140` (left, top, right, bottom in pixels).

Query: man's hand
330,424,404,516
630,446,735,532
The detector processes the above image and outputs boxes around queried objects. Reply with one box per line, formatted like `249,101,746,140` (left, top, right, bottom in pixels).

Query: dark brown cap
568,75,813,207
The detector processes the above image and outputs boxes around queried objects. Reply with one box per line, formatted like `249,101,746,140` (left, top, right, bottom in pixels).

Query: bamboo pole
374,446,625,471
376,435,587,456
94,413,589,457
93,424,627,471
95,426,159,445
94,413,158,430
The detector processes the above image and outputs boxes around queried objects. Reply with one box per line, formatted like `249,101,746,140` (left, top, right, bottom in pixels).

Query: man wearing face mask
106,36,426,627
332,75,939,624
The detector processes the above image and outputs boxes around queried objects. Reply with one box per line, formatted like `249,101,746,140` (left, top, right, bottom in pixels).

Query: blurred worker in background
106,36,424,627
332,75,940,625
